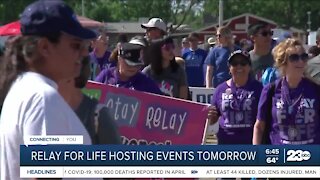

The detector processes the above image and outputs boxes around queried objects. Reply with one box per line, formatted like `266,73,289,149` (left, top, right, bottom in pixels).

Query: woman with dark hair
0,1,96,178
208,50,263,145
143,36,188,99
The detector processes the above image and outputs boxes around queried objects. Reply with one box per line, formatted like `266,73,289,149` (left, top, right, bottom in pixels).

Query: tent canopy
0,15,103,36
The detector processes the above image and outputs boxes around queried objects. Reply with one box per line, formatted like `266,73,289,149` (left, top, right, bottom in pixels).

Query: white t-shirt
0,72,92,180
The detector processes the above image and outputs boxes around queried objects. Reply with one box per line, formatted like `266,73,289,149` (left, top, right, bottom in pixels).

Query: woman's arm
179,85,189,100
206,65,213,88
207,105,219,125
252,120,266,145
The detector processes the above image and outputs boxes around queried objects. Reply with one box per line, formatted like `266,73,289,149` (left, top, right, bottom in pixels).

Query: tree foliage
0,0,34,24
1,0,320,32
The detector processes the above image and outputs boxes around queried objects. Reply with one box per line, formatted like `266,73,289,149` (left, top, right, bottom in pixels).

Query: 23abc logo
286,150,311,162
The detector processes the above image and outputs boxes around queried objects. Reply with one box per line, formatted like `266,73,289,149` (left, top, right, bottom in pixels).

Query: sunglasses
162,44,175,51
258,31,273,37
229,60,249,67
288,53,309,62
146,27,158,32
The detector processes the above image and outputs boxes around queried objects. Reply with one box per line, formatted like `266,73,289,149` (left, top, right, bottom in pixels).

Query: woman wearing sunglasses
207,50,263,145
205,26,240,88
143,36,188,99
253,38,320,145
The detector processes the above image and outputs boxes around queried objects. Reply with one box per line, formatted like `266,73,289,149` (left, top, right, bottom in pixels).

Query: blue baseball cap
20,0,96,39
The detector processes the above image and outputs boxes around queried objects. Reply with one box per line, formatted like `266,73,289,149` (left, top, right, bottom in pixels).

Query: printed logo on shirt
185,53,205,67
220,90,255,128
159,81,173,97
275,98,316,144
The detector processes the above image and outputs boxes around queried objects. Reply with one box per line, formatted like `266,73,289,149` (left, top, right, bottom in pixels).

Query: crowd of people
1,0,320,179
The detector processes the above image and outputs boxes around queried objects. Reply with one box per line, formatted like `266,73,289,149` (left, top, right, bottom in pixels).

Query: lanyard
281,77,304,121
229,79,251,111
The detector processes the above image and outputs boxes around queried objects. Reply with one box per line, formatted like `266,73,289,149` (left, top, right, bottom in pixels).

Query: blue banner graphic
20,145,319,166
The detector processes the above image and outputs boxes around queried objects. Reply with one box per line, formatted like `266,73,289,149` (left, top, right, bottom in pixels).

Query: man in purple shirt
95,43,163,95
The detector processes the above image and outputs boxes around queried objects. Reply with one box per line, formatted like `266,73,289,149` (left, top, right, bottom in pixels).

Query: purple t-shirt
212,79,263,144
257,78,320,145
89,50,114,70
95,67,163,95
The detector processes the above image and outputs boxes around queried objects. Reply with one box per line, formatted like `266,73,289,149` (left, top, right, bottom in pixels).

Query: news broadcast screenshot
1,0,320,179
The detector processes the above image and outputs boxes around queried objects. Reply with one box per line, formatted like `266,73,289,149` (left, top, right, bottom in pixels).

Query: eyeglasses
259,31,273,37
288,53,309,62
229,60,249,67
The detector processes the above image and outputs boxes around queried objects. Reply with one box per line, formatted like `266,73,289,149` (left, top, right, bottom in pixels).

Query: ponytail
0,36,29,105
0,35,44,105
0,32,62,107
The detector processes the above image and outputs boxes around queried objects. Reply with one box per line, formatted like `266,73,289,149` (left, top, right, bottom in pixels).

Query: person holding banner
253,38,320,145
209,50,263,144
143,36,189,99
95,42,163,95
0,0,97,179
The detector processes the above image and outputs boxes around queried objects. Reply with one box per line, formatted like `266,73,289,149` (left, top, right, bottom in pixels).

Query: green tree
67,0,172,22
2,0,320,32
0,0,34,24
169,0,202,32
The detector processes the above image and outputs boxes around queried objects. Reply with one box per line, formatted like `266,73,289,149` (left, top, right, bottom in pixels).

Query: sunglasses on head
259,31,273,37
288,53,309,62
229,60,249,67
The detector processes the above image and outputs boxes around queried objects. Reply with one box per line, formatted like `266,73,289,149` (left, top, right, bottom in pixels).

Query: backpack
261,82,275,144
261,67,279,86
